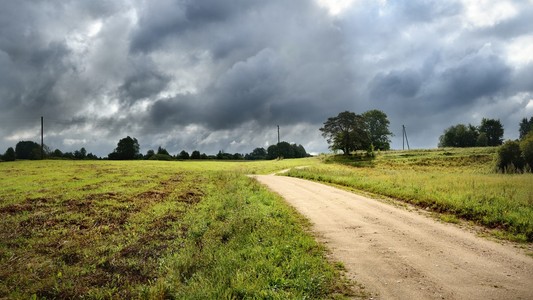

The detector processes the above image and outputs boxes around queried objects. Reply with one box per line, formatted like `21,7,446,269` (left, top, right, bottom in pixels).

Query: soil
253,175,533,300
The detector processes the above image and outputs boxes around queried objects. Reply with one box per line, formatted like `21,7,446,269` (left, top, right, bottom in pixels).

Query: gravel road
253,175,533,300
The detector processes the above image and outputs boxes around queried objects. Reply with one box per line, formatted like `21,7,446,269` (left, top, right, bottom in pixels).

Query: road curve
252,175,533,300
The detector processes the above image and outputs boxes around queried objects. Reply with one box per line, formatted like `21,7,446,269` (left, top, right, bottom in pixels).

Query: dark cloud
1,0,532,156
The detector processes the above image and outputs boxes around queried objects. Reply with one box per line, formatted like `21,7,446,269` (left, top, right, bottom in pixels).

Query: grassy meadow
0,159,356,299
287,147,533,242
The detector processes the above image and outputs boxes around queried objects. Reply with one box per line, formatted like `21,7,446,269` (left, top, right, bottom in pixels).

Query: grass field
287,148,533,242
0,159,356,299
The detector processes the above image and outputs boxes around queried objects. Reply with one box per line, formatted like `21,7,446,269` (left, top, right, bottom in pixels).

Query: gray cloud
1,0,532,156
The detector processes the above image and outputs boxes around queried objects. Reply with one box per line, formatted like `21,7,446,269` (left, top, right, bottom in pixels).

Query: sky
1,0,533,157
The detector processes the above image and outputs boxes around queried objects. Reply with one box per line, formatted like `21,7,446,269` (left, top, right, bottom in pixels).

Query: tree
521,131,533,169
51,149,63,158
519,117,533,140
191,150,201,159
320,111,369,155
108,136,140,160
3,147,16,161
157,146,169,155
74,147,87,160
277,141,294,158
15,141,41,160
178,150,190,160
438,124,478,148
362,110,393,150
247,147,267,160
267,145,279,160
292,144,308,158
479,118,504,146
145,149,155,159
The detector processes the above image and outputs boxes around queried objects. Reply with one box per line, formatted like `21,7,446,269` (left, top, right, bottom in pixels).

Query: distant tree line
320,109,393,155
0,141,100,162
438,118,504,148
107,136,309,161
1,136,309,162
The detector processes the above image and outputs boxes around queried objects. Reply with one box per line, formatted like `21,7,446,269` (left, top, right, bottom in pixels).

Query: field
0,159,357,299
287,148,533,242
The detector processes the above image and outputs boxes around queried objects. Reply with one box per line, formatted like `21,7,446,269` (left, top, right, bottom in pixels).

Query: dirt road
253,175,533,300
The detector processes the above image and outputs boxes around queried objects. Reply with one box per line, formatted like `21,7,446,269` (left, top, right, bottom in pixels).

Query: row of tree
1,137,309,162
320,110,393,154
438,118,504,148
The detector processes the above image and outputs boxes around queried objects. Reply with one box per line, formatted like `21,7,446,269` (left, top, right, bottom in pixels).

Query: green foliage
15,141,41,160
518,117,533,140
190,150,201,159
479,118,504,146
108,136,140,160
439,124,479,147
476,132,488,147
320,110,392,154
245,147,267,160
3,147,16,161
148,153,174,161
266,143,308,160
267,145,279,159
362,109,393,150
495,140,524,173
157,146,169,156
178,150,190,160
520,132,533,169
288,148,533,242
320,111,369,154
439,118,504,148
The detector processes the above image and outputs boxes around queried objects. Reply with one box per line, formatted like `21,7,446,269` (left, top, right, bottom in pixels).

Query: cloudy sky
1,0,532,156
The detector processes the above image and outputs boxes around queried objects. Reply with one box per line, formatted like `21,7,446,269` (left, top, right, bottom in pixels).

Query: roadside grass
0,159,355,299
287,148,533,242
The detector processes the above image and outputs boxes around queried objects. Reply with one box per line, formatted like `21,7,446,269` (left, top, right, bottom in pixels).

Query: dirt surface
253,175,533,300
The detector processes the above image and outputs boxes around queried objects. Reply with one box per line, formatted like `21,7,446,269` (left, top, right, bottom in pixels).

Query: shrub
495,140,524,173
148,154,174,161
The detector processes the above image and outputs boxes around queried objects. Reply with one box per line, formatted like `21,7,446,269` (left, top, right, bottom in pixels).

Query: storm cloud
1,0,532,156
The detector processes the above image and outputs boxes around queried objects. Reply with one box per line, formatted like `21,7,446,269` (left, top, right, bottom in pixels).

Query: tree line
0,136,309,162
438,118,504,147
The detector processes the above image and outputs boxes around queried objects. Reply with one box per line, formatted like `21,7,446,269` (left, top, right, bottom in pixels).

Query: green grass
287,148,533,242
0,159,356,299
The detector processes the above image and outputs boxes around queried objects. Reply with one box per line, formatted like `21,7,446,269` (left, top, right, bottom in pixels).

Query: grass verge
287,148,533,242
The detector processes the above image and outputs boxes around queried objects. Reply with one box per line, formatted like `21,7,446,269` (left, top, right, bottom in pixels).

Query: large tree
519,117,533,140
320,111,369,154
108,136,140,160
362,109,393,150
479,118,504,146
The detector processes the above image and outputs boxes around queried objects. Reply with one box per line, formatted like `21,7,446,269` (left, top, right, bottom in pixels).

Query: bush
148,154,174,161
495,140,524,173
520,132,533,169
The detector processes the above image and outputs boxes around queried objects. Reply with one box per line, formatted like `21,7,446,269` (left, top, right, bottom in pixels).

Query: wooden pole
41,116,44,159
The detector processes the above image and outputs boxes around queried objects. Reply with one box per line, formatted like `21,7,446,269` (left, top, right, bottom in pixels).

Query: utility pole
402,125,410,150
41,116,44,159
277,125,280,144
